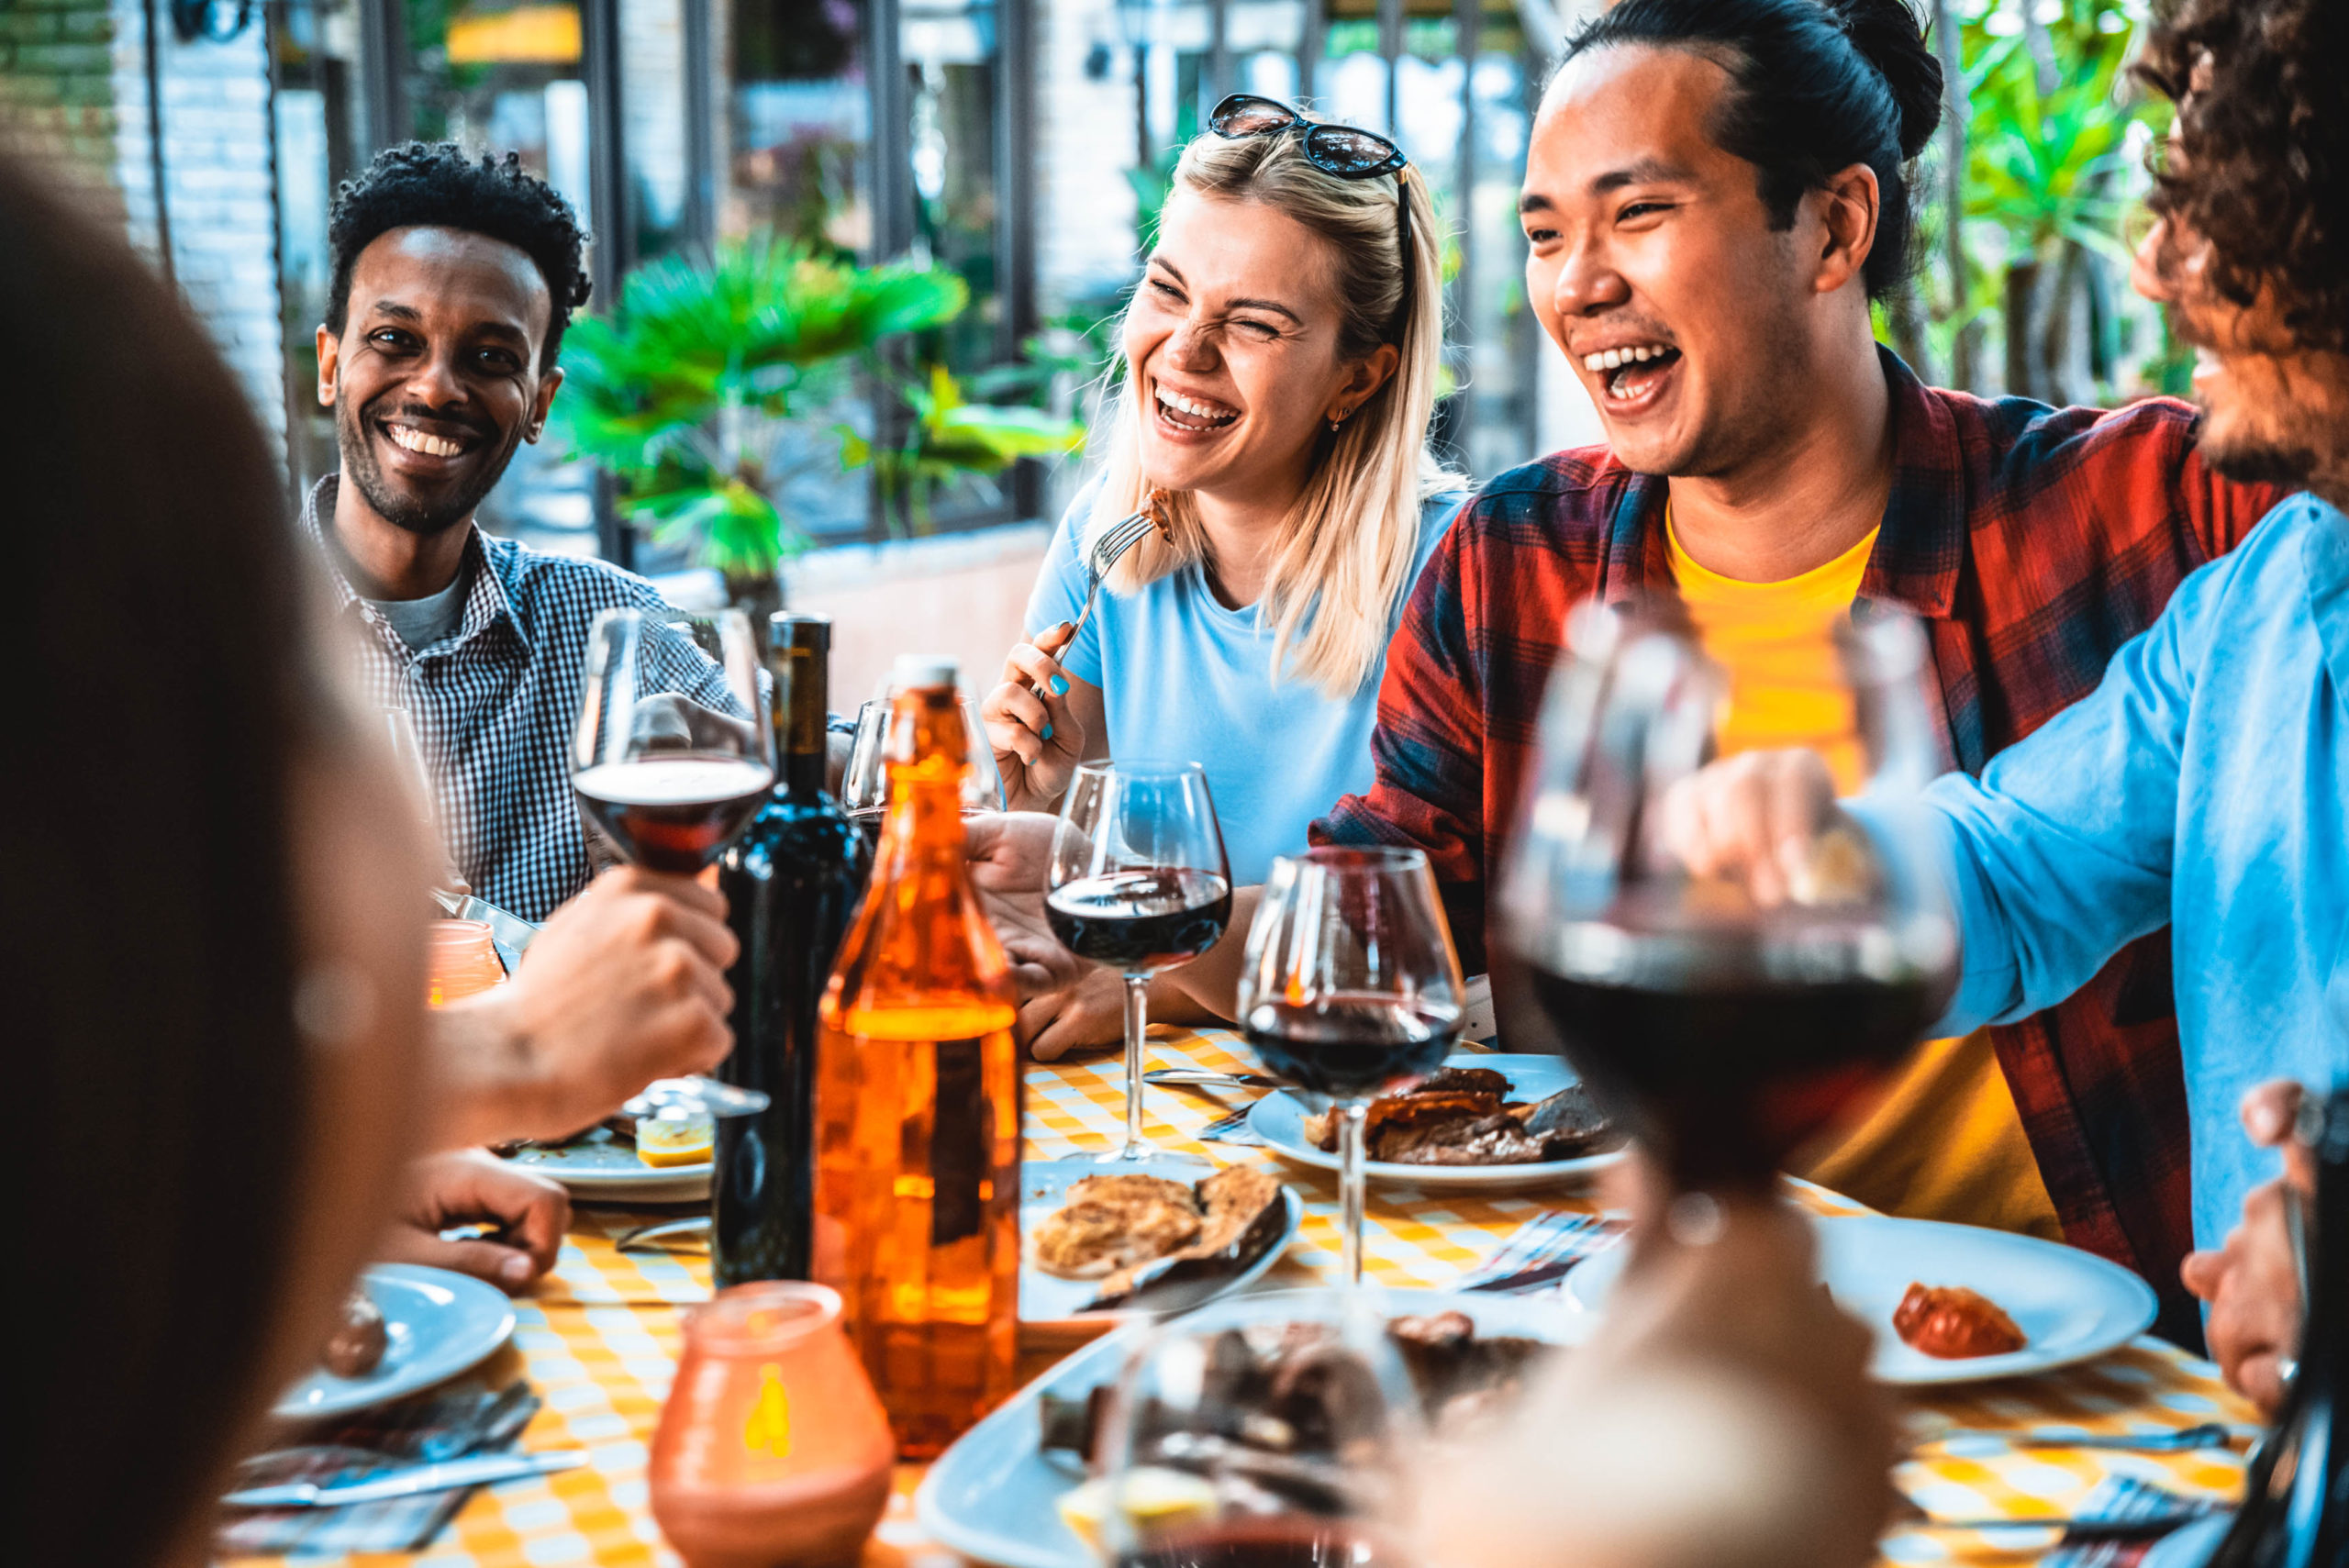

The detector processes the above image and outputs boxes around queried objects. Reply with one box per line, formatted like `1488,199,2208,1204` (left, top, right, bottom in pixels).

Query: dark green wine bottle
713,613,868,1285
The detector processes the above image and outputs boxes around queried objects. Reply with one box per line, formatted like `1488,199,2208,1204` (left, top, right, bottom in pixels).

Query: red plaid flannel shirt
1318,349,2286,1342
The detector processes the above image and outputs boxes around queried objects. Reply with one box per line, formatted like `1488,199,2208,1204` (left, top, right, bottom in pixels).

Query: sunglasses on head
1207,94,1415,343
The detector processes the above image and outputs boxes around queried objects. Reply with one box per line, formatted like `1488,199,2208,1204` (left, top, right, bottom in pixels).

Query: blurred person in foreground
1650,0,2348,1417
307,139,739,921
976,0,2283,1345
979,102,1467,1058
11,148,437,1566
5,154,1890,1568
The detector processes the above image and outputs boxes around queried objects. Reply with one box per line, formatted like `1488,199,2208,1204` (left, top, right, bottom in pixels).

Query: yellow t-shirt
1667,519,2063,1240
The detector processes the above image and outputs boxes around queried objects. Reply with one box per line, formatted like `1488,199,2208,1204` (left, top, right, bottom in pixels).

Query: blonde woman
981,95,1465,1056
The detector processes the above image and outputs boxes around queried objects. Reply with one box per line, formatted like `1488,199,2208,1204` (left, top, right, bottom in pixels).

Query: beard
337,395,523,537
2205,439,2321,489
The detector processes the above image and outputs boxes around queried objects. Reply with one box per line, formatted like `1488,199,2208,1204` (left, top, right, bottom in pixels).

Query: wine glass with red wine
1495,599,1958,1195
1047,760,1233,1166
570,606,775,1121
1093,1290,1423,1568
1238,847,1465,1286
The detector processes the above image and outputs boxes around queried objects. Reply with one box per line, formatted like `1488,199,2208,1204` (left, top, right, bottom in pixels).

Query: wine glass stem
1338,1099,1370,1287
1119,971,1151,1157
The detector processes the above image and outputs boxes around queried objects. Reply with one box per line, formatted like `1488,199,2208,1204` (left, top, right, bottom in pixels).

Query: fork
1030,504,1159,703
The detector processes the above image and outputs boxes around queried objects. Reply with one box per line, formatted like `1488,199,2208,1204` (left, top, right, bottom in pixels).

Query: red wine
1046,869,1232,973
714,617,869,1287
1243,995,1457,1100
573,756,773,873
1119,1518,1407,1568
1519,901,1951,1188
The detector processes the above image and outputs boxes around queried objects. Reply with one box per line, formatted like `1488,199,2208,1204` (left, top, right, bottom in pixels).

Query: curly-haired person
296,141,747,1165
1618,0,2346,1457
305,142,728,918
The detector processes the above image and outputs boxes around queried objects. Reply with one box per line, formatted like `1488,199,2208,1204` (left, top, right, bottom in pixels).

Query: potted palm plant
554,233,1081,610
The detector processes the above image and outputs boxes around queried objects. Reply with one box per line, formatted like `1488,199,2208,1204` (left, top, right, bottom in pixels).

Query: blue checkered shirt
302,474,728,921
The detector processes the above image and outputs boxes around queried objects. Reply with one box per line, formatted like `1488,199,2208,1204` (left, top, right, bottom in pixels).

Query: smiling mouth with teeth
1580,343,1683,402
384,422,472,459
1153,383,1240,432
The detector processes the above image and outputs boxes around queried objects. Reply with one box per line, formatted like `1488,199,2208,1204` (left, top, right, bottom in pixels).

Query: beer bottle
712,614,868,1286
2207,1083,2348,1567
811,655,1021,1459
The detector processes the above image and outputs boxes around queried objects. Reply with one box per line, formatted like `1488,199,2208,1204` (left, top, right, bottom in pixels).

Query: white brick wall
1035,0,1143,308
110,0,287,450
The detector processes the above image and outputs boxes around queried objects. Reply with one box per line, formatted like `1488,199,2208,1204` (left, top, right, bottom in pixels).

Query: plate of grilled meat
1247,1054,1627,1191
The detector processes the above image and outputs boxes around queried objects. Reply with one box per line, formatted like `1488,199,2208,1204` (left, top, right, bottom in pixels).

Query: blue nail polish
1041,723,1053,741
1051,675,1069,696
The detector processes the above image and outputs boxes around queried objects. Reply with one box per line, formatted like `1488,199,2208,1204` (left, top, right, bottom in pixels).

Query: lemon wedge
1055,1468,1219,1551
636,1113,714,1168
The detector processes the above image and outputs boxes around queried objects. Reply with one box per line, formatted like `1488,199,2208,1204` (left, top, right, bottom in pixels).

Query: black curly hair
326,141,592,371
2136,0,2349,356
1558,0,1944,300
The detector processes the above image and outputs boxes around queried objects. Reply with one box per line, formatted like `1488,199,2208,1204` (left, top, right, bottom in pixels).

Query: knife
1141,1068,1280,1091
222,1450,585,1509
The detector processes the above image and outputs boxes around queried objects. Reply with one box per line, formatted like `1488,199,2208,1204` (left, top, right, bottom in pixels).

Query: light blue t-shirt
1847,492,2349,1253
1026,482,1466,884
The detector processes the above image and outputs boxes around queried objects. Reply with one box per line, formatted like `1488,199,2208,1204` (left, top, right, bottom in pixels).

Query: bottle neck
879,686,968,857
770,642,829,801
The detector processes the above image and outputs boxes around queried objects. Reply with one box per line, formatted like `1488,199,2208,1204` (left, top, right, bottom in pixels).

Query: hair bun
1820,0,1944,160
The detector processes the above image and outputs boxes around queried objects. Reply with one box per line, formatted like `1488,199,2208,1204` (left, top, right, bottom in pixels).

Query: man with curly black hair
1643,0,2346,1429
305,140,737,924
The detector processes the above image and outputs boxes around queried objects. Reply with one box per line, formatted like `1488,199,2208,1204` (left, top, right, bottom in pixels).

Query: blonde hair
1088,126,1458,698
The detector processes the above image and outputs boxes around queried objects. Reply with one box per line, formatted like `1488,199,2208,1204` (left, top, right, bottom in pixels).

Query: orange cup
650,1282,896,1568
426,919,506,1006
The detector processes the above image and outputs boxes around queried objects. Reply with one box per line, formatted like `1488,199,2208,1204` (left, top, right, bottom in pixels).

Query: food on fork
1302,1069,1620,1165
1893,1283,2027,1359
321,1287,387,1378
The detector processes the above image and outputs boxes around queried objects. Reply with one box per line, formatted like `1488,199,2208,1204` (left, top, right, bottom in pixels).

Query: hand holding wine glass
1238,847,1464,1287
1497,600,1957,1195
1046,761,1232,1166
569,606,774,1121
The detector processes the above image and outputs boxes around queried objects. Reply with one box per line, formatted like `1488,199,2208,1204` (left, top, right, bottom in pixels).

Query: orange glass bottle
811,655,1020,1459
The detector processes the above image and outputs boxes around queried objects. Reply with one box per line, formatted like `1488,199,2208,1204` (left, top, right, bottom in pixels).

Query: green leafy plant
843,364,1085,537
553,235,1008,600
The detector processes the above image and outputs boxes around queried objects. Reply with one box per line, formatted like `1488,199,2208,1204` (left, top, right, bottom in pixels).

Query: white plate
502,1125,712,1202
1247,1053,1627,1192
1564,1214,2158,1385
273,1263,518,1419
1017,1156,1302,1324
917,1286,1589,1568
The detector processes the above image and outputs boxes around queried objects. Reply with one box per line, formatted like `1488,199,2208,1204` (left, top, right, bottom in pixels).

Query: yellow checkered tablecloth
234,1027,2260,1568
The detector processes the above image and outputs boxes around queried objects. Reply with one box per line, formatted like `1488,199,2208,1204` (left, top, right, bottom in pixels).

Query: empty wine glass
1048,761,1233,1166
1238,847,1465,1287
842,695,1004,850
1090,1290,1423,1568
571,606,775,1122
1496,598,1958,1195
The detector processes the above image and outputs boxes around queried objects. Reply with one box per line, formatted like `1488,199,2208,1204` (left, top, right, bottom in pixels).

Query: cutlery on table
223,1450,586,1509
616,1215,710,1251
1909,1421,2244,1454
1898,1510,2216,1538
1141,1068,1279,1092
1029,503,1161,703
